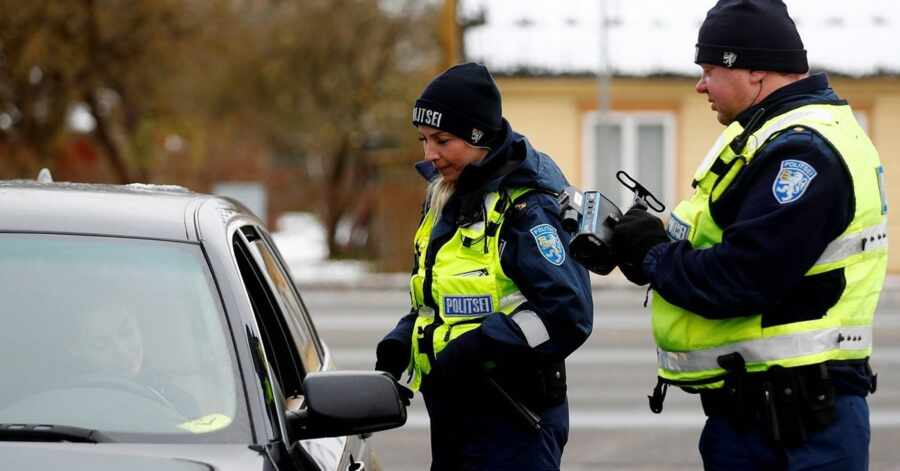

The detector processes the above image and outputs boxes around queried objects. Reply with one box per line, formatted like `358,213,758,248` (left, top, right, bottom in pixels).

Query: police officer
375,63,593,470
610,1,885,469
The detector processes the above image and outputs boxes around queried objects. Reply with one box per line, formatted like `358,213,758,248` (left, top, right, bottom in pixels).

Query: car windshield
0,234,250,442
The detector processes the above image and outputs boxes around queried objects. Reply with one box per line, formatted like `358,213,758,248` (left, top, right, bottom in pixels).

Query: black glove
431,327,493,381
375,338,410,380
396,383,414,406
612,207,669,286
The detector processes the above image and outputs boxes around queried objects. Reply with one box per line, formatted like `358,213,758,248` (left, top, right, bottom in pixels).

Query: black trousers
421,379,569,471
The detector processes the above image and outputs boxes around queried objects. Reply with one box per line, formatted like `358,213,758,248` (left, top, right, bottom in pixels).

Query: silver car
0,176,406,470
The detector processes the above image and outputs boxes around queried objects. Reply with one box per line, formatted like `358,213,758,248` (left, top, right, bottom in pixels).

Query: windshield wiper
0,423,112,443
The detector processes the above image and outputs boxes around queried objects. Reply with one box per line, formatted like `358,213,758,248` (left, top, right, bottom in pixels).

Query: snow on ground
270,212,371,285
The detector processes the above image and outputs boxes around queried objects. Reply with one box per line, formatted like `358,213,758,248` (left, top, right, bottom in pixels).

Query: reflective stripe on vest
657,325,872,373
746,108,834,153
815,220,888,266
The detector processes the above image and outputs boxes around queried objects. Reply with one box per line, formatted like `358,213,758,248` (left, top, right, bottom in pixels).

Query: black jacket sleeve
380,309,417,346
480,191,594,361
645,130,854,318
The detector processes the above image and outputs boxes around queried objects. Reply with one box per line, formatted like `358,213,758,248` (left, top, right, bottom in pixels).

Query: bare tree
222,0,439,257
0,0,220,182
0,0,440,258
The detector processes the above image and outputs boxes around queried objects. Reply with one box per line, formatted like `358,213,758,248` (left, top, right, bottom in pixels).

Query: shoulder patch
772,159,817,204
529,223,565,266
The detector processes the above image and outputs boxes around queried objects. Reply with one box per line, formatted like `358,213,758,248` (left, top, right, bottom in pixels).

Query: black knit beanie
695,0,808,73
412,63,502,147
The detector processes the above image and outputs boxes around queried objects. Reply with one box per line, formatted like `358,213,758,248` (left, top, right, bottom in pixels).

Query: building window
582,112,675,212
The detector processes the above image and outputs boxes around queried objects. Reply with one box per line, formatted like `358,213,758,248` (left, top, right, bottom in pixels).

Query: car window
245,227,323,373
233,229,304,400
0,234,250,442
234,228,351,471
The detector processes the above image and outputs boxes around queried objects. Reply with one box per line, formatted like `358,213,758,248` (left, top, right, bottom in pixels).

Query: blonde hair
426,176,456,221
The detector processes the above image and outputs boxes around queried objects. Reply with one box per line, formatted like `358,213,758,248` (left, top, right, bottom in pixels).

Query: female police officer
375,63,593,470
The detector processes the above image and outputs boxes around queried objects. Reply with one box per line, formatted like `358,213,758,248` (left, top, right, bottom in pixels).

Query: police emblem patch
530,224,565,266
772,159,817,204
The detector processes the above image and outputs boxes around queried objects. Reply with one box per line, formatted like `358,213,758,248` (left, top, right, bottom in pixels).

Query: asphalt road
301,287,900,471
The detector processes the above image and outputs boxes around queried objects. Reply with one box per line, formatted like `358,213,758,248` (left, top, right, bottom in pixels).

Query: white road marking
330,347,900,365
397,410,900,429
313,313,900,329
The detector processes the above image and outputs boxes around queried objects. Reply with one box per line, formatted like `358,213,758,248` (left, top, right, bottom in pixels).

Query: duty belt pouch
799,363,836,429
716,352,748,426
764,364,836,447
536,361,567,408
496,360,567,410
766,366,807,447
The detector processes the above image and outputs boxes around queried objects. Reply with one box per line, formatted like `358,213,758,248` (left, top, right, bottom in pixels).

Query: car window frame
233,228,306,396
257,229,326,370
232,224,360,471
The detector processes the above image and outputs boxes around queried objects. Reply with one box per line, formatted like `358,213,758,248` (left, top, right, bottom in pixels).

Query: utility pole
597,0,611,115
440,0,461,69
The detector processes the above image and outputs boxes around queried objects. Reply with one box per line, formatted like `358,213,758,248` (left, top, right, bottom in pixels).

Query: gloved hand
375,338,411,381
431,327,493,381
396,383,414,407
612,207,669,286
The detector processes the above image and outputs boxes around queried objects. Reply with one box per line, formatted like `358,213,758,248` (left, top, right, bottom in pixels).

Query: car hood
0,442,263,471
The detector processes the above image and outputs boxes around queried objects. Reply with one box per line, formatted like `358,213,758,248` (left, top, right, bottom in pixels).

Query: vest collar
734,73,843,128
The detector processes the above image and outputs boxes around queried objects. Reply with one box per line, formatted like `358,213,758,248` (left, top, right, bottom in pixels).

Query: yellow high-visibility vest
408,187,534,390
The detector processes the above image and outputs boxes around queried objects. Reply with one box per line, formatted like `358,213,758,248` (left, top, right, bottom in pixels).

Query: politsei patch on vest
530,223,565,266
666,214,690,241
772,159,817,204
443,295,493,316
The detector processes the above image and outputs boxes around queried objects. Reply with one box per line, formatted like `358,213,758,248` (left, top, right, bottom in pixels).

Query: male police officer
611,1,886,469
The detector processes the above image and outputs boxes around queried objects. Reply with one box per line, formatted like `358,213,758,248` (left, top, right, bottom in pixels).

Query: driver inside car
69,305,201,418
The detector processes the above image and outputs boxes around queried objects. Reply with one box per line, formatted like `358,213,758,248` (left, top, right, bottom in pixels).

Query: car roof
0,180,239,242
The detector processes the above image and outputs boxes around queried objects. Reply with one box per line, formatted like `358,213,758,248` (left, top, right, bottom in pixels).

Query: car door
233,225,372,471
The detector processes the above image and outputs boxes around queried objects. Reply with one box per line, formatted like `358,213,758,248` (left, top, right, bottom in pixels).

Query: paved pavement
300,285,900,471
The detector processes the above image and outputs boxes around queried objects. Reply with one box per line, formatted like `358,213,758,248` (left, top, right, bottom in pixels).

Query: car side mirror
286,370,407,440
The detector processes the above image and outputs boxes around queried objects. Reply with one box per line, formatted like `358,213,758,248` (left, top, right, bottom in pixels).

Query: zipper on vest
420,230,455,362
424,232,453,311
455,268,489,277
412,242,421,274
